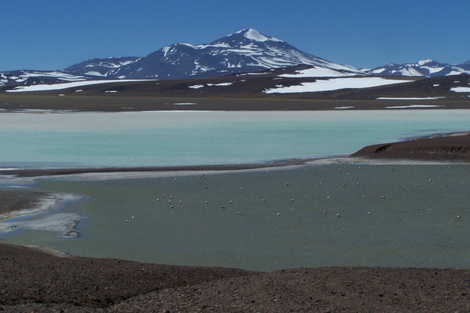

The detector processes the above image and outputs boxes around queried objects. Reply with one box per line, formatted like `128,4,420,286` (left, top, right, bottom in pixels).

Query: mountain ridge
102,28,361,79
1,28,470,87
365,59,470,77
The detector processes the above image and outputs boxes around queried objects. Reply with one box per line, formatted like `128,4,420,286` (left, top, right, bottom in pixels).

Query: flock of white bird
123,165,464,223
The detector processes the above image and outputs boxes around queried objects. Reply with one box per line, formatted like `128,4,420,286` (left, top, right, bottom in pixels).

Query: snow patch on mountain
207,82,233,86
14,71,87,83
377,97,445,100
451,87,470,93
279,66,359,78
417,59,433,66
188,84,205,89
6,79,154,92
83,71,105,77
264,77,412,94
238,28,283,42
385,104,444,109
0,74,7,86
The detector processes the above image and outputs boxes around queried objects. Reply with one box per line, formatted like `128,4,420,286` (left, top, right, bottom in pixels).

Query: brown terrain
1,242,469,312
352,132,470,162
1,69,470,111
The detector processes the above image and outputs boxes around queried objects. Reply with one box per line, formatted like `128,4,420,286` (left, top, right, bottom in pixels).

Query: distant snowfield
188,84,205,89
385,105,444,109
188,82,233,89
6,79,154,93
451,87,470,93
377,97,445,100
279,67,357,78
264,77,412,94
207,82,233,86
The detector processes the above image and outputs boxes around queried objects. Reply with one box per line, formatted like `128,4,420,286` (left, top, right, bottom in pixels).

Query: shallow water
3,164,469,271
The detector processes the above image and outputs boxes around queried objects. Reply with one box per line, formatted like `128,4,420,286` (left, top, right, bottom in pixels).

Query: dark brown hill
352,132,470,161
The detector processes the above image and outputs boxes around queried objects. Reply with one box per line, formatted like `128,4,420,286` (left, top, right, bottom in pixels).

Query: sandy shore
0,190,53,219
0,158,310,179
0,190,43,214
1,133,470,311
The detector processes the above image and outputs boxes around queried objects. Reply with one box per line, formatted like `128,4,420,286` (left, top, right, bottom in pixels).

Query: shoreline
2,128,470,220
0,191,83,240
2,150,470,181
0,157,312,178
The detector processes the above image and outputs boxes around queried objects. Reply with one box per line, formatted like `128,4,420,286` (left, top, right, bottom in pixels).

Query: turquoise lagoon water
0,110,469,168
1,110,470,271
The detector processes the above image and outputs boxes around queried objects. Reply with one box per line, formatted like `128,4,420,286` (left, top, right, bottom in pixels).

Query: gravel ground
1,243,469,312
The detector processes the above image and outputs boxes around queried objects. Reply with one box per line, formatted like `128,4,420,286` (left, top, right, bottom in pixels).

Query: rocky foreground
0,243,469,312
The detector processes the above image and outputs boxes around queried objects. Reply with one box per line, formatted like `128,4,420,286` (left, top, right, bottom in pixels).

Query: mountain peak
234,28,283,43
64,28,361,80
213,29,284,45
417,59,434,66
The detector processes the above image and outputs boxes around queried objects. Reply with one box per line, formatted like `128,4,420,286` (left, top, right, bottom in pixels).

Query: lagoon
1,110,470,271
1,110,470,168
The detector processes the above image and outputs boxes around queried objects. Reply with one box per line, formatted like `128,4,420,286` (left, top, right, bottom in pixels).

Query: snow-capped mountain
64,57,139,77
0,70,89,86
2,29,469,86
366,59,470,77
66,29,361,79
459,60,470,71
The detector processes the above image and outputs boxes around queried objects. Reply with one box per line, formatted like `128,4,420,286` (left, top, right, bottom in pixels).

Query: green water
1,110,470,168
3,164,469,271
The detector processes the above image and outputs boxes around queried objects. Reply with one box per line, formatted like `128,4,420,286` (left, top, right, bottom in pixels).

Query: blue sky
1,0,469,71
